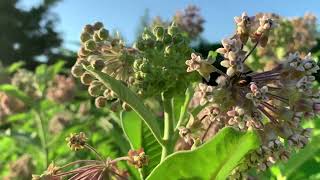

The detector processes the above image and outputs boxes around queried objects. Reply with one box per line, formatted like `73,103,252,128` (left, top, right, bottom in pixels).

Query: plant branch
161,93,174,162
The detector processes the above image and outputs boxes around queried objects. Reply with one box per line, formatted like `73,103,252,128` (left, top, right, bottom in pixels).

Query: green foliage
121,111,162,178
146,127,260,180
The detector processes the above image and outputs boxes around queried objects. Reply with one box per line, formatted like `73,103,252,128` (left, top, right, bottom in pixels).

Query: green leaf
121,111,162,178
146,127,260,180
6,61,25,73
84,66,163,145
0,84,31,104
282,135,320,179
207,50,218,61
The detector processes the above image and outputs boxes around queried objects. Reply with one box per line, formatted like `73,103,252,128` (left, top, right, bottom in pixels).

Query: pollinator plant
35,12,320,179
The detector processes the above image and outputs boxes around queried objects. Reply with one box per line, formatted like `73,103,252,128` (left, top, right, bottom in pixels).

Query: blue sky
20,0,320,50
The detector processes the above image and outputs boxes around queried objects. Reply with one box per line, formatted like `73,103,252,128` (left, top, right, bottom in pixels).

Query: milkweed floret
65,132,88,151
127,148,148,168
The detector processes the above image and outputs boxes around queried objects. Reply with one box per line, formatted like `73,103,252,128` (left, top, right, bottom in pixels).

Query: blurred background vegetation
1,0,320,179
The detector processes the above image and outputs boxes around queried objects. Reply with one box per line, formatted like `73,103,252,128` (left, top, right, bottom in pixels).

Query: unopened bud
93,22,104,30
91,59,105,71
80,32,91,43
153,26,164,40
95,96,107,108
71,64,85,77
80,73,95,85
83,24,94,34
84,40,96,52
98,28,109,40
88,81,104,97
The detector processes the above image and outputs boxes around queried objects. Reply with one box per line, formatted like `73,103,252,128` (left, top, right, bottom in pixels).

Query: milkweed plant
1,7,320,180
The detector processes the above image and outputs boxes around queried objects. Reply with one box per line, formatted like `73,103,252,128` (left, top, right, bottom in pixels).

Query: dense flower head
174,5,205,38
11,69,41,98
185,12,320,178
127,148,148,168
46,75,75,103
72,21,198,110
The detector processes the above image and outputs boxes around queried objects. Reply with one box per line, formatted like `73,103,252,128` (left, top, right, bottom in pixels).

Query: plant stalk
34,109,48,167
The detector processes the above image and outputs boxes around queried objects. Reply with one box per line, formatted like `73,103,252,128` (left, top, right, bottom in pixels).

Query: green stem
175,87,194,131
161,93,174,162
33,109,48,167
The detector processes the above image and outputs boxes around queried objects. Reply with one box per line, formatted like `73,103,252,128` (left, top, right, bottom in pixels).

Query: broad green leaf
121,111,162,178
84,66,163,145
0,84,31,104
146,127,260,180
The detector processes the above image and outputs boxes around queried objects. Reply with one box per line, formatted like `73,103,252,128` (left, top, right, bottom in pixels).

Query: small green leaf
121,111,162,178
146,127,260,180
0,84,31,104
84,66,163,146
207,50,218,61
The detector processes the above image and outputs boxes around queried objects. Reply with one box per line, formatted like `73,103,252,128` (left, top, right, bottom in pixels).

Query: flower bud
88,81,104,97
80,32,91,43
83,24,94,34
95,96,107,108
80,73,95,85
168,23,179,35
78,47,90,57
93,32,102,42
93,21,104,30
71,64,85,77
153,26,164,40
84,39,97,52
91,59,105,71
98,28,109,40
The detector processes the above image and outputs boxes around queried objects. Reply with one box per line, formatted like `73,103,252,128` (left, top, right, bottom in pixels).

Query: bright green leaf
147,127,260,180
121,111,162,178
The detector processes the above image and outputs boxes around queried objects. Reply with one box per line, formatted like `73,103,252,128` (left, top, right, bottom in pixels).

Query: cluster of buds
174,5,205,38
46,75,75,103
72,21,197,110
184,12,320,178
0,92,25,116
4,155,34,180
35,132,148,179
256,13,317,59
11,69,41,99
71,22,138,108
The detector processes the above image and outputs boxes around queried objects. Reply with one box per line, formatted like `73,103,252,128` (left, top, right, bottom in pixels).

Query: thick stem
161,93,174,162
34,109,48,168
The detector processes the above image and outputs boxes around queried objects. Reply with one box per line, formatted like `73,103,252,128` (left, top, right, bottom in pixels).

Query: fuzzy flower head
127,148,148,168
185,53,215,81
186,12,320,177
65,132,88,151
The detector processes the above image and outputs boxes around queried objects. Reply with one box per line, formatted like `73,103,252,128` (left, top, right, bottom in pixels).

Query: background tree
0,0,75,69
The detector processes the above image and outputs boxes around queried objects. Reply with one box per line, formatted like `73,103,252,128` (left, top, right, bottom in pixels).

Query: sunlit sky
20,0,320,50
